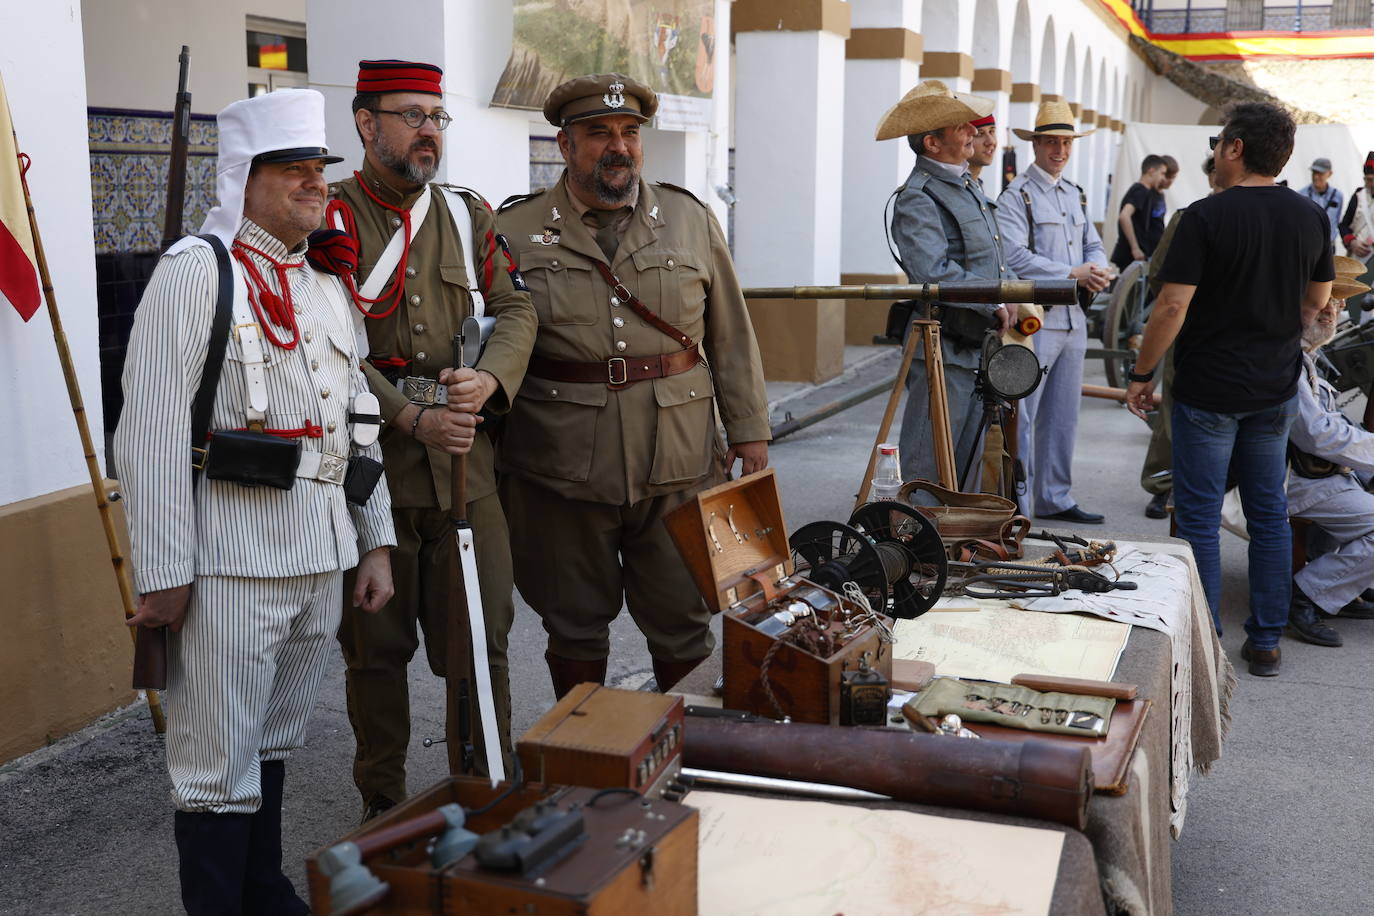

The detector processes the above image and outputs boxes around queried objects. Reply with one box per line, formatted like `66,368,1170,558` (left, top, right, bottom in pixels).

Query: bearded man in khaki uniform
499,74,770,696
325,60,536,818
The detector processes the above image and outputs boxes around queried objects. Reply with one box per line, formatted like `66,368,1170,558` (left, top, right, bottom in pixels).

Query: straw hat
874,80,994,141
1012,98,1095,141
1333,276,1371,300
1334,255,1365,279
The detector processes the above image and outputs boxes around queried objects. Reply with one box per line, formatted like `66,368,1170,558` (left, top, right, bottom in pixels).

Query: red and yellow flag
0,71,41,321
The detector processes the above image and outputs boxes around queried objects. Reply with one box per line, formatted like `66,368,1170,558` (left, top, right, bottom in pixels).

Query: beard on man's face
1303,310,1339,350
376,129,440,185
590,152,639,203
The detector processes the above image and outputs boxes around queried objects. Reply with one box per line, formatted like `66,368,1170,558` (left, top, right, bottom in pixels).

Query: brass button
613,317,625,328
689,389,696,397
405,266,417,278
551,259,560,267
310,359,319,371
410,294,421,306
327,421,337,433
303,331,313,343
994,234,1000,240
414,323,426,334
666,258,675,268
615,341,627,352
610,296,621,307
415,351,428,363
320,388,331,398
391,217,402,228
549,388,558,397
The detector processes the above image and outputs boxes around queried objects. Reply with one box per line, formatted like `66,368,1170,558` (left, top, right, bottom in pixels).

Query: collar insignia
603,82,626,109
551,206,561,221
649,205,659,220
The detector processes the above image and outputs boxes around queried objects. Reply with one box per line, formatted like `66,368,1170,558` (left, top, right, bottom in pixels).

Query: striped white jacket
114,220,396,594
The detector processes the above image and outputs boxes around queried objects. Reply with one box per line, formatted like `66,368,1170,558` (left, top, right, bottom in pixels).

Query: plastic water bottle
870,443,904,501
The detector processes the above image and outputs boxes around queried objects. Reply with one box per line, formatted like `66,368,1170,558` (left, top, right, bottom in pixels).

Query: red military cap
1364,151,1374,175
356,60,443,96
970,113,996,128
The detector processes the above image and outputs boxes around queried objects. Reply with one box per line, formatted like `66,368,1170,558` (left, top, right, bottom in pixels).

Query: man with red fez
497,74,769,697
115,88,396,912
967,112,998,188
325,60,536,819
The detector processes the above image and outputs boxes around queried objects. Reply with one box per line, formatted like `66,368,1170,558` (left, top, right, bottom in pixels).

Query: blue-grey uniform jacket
891,156,1013,369
1289,352,1374,516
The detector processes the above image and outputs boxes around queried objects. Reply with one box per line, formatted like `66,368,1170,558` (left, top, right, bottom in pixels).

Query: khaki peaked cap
874,80,995,141
544,73,657,127
1013,98,1095,140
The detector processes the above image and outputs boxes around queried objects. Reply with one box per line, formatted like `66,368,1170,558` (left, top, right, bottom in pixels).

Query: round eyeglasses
375,108,453,131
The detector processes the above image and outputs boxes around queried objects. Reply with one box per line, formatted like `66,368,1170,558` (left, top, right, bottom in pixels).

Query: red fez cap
1365,151,1374,175
356,60,443,96
970,113,995,128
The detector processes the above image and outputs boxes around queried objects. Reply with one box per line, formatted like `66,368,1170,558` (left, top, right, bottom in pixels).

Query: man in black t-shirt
1125,102,1334,678
1111,154,1177,269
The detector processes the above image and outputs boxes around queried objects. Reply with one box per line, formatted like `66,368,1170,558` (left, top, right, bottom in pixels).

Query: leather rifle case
682,715,1093,830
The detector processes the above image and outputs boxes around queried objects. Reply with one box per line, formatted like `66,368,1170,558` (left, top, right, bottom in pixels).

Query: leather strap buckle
607,357,629,387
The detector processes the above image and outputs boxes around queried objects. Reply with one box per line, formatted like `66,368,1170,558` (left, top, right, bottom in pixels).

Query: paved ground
3,350,1372,914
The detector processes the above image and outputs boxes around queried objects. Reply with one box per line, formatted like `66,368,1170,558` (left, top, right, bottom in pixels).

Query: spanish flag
0,72,41,321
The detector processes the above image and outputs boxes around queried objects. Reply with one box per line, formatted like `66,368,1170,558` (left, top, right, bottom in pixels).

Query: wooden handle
1011,674,1138,700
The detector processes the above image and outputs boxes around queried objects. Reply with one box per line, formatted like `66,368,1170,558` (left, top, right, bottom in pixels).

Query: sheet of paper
691,790,1064,916
892,603,1131,683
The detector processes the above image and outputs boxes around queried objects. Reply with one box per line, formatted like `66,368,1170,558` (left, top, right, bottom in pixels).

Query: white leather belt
398,376,448,405
297,451,348,485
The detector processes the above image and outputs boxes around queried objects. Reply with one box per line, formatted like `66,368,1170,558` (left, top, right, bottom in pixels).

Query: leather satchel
898,479,1031,560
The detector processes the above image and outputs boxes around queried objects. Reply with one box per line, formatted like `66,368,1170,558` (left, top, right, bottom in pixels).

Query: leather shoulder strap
190,234,234,473
1019,188,1036,255
591,260,693,349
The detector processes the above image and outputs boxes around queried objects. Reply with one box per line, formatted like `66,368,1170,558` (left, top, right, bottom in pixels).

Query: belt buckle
400,377,446,406
607,357,629,388
318,454,347,486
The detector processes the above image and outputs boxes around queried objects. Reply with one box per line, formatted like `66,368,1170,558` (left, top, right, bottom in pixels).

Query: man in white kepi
115,88,397,914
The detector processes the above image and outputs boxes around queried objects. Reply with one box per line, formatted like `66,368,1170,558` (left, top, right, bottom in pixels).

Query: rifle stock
683,715,1093,829
131,625,167,690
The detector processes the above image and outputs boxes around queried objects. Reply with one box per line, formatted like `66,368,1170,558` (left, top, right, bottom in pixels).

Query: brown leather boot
544,651,608,699
651,656,708,692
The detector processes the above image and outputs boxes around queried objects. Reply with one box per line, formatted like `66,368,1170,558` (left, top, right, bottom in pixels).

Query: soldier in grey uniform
878,81,1014,486
115,90,396,914
997,99,1112,524
1287,276,1374,643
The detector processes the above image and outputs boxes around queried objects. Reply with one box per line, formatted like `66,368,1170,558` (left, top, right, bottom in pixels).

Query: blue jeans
1171,394,1298,648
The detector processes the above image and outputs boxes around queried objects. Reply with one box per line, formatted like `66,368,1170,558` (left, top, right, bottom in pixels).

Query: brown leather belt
527,344,701,389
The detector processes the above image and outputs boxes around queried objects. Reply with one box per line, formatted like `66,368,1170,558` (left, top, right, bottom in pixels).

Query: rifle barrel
161,45,191,253
742,279,1078,306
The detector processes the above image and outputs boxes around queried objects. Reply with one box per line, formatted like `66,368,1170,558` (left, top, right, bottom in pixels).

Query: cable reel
788,502,948,619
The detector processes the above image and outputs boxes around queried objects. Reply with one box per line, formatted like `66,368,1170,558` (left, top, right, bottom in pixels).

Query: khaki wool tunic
498,175,770,505
329,160,538,508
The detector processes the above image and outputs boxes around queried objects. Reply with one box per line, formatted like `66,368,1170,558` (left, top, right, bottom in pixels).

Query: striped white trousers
166,571,343,814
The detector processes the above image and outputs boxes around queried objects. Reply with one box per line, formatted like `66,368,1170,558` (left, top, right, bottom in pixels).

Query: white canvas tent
1101,122,1374,258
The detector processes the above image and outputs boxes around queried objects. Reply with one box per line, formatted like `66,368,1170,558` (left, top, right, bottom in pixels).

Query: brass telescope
742,279,1078,306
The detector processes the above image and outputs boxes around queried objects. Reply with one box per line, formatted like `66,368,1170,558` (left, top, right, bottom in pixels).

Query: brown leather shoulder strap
592,260,694,349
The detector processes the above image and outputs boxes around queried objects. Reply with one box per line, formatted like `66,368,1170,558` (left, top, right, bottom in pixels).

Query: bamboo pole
743,279,1079,306
14,144,166,733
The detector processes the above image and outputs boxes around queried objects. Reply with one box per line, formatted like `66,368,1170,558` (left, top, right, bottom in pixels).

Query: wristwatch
1127,367,1155,384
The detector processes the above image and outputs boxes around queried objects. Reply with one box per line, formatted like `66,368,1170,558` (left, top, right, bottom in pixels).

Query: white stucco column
839,0,922,344
307,0,530,205
733,0,850,382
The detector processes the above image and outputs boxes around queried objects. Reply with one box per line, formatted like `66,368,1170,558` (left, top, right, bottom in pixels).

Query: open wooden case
306,776,697,915
664,469,893,725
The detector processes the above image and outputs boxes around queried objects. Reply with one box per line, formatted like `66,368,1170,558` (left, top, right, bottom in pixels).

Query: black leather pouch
343,455,384,506
934,304,998,350
204,430,300,490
